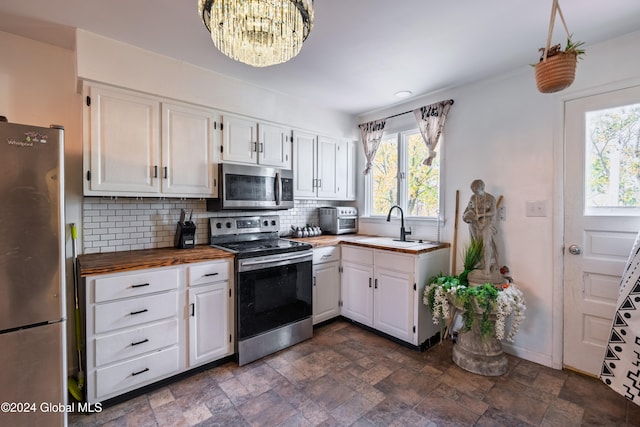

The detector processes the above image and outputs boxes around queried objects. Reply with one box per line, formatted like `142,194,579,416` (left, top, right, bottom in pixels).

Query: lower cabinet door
373,268,414,342
188,282,231,366
341,262,373,326
95,346,180,400
313,261,340,324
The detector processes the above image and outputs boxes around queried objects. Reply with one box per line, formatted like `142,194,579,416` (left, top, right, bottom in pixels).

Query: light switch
526,200,547,217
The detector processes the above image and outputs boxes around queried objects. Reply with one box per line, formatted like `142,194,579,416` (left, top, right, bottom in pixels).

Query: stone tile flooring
69,320,640,426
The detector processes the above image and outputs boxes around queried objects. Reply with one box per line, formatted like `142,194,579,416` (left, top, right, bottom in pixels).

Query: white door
188,282,231,367
313,261,340,324
317,135,339,199
374,268,414,342
293,131,317,198
162,102,218,197
258,122,291,168
563,85,640,375
221,115,257,164
341,261,374,326
87,85,160,194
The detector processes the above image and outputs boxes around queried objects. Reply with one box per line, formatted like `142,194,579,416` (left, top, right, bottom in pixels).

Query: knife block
174,221,196,249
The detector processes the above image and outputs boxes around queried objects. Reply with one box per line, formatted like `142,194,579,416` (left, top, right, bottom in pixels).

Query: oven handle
241,252,310,267
275,171,282,206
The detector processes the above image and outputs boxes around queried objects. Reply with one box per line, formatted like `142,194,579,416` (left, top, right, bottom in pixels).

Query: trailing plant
537,36,586,63
424,240,526,342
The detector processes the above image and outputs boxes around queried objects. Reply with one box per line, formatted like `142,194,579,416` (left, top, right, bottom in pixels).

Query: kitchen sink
356,237,440,249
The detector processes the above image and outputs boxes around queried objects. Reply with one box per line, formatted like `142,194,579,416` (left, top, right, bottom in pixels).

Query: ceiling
1,0,640,116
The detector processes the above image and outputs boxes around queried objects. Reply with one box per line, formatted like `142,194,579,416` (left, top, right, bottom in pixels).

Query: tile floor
69,320,640,426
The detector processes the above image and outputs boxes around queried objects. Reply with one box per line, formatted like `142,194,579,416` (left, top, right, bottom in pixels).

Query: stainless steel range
209,215,313,365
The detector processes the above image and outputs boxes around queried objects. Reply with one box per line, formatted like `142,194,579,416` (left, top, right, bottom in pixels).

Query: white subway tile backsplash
81,197,349,254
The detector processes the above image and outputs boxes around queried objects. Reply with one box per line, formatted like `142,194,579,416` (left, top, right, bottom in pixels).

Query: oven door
236,251,312,341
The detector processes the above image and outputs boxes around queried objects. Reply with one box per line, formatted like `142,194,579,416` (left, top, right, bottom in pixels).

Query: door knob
568,245,581,255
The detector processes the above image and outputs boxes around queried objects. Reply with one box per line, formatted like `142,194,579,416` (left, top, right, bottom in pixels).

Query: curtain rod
381,99,455,121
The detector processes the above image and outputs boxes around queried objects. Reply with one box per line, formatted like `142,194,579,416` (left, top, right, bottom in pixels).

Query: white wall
358,30,640,368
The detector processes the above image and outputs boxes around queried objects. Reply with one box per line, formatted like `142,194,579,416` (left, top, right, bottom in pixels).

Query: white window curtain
413,100,454,166
358,119,386,175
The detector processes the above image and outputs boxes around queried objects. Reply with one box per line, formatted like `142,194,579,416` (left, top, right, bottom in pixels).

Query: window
585,102,640,210
368,129,441,218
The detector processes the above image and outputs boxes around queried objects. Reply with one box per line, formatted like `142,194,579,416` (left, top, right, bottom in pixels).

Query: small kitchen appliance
209,215,312,365
319,206,358,234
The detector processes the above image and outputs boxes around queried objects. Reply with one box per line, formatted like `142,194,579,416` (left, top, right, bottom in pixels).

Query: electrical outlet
497,206,506,221
526,200,547,217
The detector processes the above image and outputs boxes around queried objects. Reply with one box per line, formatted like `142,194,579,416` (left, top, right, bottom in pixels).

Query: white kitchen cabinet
84,84,161,195
84,258,234,404
293,131,355,200
83,84,220,198
161,102,219,197
340,244,450,347
187,260,234,367
345,140,357,200
221,114,292,168
84,265,183,404
312,246,341,324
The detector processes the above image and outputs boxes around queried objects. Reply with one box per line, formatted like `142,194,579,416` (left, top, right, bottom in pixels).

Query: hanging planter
534,0,585,93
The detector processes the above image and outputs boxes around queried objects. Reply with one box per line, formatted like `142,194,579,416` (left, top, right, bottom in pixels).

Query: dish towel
601,229,640,405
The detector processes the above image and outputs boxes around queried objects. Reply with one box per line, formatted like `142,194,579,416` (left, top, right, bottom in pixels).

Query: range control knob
271,220,276,226
215,222,222,229
226,222,232,228
263,220,269,226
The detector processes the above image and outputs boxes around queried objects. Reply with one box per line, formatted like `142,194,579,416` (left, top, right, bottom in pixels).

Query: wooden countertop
291,234,450,255
77,245,234,277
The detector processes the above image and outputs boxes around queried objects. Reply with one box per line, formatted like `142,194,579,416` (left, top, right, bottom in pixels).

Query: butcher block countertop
292,234,450,255
77,245,234,277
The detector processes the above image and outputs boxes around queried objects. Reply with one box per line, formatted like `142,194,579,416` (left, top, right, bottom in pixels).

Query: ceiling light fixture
198,0,314,67
394,90,413,99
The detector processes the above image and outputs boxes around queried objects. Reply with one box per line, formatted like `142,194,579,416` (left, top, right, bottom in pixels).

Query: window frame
364,127,445,223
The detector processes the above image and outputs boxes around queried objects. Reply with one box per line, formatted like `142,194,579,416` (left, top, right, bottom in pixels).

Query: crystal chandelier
198,0,314,67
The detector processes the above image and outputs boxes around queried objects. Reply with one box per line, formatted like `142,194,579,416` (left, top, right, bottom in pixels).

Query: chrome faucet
386,205,411,241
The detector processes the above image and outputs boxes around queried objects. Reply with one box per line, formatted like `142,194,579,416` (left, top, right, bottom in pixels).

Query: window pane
407,133,439,216
585,104,640,208
372,136,398,215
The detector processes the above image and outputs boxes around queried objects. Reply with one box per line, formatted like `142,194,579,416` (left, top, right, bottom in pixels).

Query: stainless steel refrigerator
0,119,66,427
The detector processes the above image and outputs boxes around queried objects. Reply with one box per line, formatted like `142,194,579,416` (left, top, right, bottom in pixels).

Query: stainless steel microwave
206,163,294,211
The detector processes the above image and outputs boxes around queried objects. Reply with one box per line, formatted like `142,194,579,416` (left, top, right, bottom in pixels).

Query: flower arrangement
424,278,526,342
423,238,526,342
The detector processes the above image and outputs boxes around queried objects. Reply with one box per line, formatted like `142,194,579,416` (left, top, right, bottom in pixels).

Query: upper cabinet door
161,103,218,197
86,85,161,195
293,131,317,198
317,135,340,199
221,114,258,164
258,122,292,169
346,140,357,201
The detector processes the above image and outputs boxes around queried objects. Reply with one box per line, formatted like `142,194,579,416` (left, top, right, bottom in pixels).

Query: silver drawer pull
204,272,219,277
131,283,150,289
130,309,148,316
131,368,149,376
131,338,149,346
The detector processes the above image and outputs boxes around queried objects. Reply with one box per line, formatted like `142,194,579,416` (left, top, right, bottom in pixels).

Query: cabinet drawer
93,268,179,303
95,346,179,399
342,246,373,264
188,261,230,287
94,291,178,334
94,318,179,367
374,250,414,272
313,246,341,264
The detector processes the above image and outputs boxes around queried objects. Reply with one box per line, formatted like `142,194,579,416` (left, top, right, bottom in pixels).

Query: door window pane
407,132,440,216
585,104,640,209
372,136,398,215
